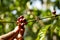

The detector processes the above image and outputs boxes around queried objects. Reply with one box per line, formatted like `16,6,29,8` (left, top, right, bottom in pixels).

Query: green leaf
36,24,51,40
41,9,52,17
27,22,34,27
33,10,41,16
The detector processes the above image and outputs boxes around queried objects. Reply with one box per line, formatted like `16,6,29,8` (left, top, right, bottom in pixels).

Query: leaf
36,24,51,40
41,9,52,17
55,17,60,36
27,21,34,27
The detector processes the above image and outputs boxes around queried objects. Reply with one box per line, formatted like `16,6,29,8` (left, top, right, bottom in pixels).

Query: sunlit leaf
36,24,51,40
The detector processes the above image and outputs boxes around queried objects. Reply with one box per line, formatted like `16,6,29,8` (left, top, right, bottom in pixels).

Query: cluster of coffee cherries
16,16,27,40
17,16,27,27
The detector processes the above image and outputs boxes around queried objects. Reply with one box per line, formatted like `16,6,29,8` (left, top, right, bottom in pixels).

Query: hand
0,26,20,40
0,16,27,40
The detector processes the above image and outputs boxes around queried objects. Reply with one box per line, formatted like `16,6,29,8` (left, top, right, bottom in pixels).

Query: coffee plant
0,0,60,40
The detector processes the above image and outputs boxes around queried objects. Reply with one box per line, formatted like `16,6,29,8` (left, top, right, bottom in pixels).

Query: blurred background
0,0,60,40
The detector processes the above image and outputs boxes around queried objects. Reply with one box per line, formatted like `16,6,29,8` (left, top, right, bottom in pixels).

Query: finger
17,33,21,38
20,28,25,36
14,38,17,40
13,26,19,33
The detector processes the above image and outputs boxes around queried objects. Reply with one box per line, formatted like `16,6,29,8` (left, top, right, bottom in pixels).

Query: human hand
0,16,27,40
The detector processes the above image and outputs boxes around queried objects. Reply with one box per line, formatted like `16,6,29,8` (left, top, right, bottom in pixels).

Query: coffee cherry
17,17,20,21
23,18,26,22
20,16,24,19
23,18,27,24
17,16,24,21
20,23,24,27
19,18,23,23
52,10,56,15
24,22,27,25
21,23,24,26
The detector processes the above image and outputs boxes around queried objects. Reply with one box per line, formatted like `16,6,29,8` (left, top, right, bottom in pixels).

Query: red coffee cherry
24,22,27,25
19,18,23,23
23,18,26,22
20,16,24,19
17,17,20,21
17,16,27,26
21,23,24,26
19,23,24,27
17,16,24,21
52,10,56,15
23,18,27,24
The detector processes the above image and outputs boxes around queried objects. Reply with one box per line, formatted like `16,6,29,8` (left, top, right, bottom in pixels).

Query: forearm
0,31,17,40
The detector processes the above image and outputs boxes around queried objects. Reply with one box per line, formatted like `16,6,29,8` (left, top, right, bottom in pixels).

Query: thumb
13,26,20,33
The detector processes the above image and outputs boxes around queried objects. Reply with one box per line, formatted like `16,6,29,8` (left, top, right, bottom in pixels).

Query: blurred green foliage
0,0,60,40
